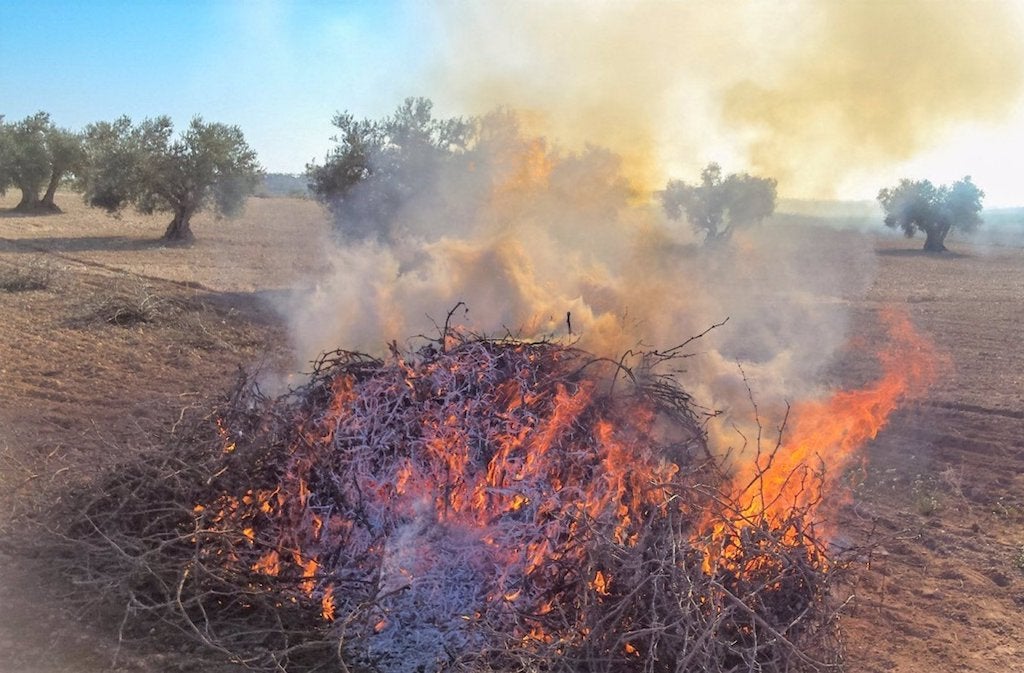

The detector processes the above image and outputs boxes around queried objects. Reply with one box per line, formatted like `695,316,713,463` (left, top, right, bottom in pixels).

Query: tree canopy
79,116,262,242
0,111,84,213
877,176,983,252
0,116,9,196
307,99,646,244
661,163,777,243
307,97,474,241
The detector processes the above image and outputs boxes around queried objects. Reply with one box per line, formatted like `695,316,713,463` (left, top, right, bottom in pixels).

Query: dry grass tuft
0,257,58,293
72,278,175,326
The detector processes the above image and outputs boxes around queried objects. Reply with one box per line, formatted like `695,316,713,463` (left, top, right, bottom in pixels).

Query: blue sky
0,1,436,172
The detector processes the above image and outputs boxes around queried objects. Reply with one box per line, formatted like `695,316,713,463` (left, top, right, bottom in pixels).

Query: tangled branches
12,331,845,672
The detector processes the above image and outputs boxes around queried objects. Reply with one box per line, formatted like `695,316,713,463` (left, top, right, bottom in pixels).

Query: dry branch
8,328,846,672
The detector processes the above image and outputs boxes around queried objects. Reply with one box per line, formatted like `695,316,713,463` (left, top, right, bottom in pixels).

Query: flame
293,552,319,595
512,137,553,189
492,136,553,200
193,310,940,658
706,307,942,569
198,343,701,631
482,133,555,224
252,549,280,577
215,418,236,454
321,584,336,622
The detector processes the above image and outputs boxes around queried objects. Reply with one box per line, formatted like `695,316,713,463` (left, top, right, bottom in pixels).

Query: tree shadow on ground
0,205,66,218
0,236,169,253
876,248,970,259
203,288,299,327
0,210,49,220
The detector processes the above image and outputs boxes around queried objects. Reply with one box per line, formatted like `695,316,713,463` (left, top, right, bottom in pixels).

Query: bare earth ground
0,193,329,672
0,192,1021,672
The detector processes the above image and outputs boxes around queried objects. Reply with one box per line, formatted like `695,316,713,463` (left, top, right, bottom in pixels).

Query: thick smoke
723,0,1024,196
281,0,1024,450
429,0,1024,199
288,114,875,454
429,0,786,189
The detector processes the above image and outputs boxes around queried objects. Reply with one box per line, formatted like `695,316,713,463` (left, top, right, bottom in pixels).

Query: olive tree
307,97,474,241
80,116,262,242
0,115,9,196
877,176,983,252
0,112,84,213
661,163,777,243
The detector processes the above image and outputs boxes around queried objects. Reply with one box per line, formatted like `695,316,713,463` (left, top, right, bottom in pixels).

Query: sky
3,0,1024,206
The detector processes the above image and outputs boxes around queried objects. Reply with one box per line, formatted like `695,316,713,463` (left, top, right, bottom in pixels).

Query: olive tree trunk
163,207,196,243
922,224,949,252
14,188,43,213
39,170,64,213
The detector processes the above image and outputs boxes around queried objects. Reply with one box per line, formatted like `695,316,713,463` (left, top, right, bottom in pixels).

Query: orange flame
197,314,939,647
293,552,319,596
493,137,553,198
252,549,281,577
712,308,943,561
321,584,336,622
215,418,236,454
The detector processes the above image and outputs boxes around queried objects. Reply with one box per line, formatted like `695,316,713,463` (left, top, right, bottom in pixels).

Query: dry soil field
0,192,1022,672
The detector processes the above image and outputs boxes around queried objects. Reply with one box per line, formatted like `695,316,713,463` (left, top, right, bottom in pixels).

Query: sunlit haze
3,0,1024,205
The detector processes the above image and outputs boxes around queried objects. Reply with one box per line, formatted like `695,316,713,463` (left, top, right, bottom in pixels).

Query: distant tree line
0,112,262,242
3,104,988,251
258,173,310,199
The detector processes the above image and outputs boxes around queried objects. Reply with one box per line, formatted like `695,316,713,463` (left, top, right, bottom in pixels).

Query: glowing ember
318,585,334,622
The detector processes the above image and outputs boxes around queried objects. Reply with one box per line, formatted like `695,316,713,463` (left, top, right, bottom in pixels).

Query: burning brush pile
22,328,845,673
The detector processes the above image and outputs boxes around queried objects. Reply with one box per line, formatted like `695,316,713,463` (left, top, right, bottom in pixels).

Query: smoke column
287,0,1018,450
288,113,874,455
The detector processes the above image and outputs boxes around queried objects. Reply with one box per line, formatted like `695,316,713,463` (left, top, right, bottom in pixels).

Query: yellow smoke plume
724,0,1024,196
431,0,1024,198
